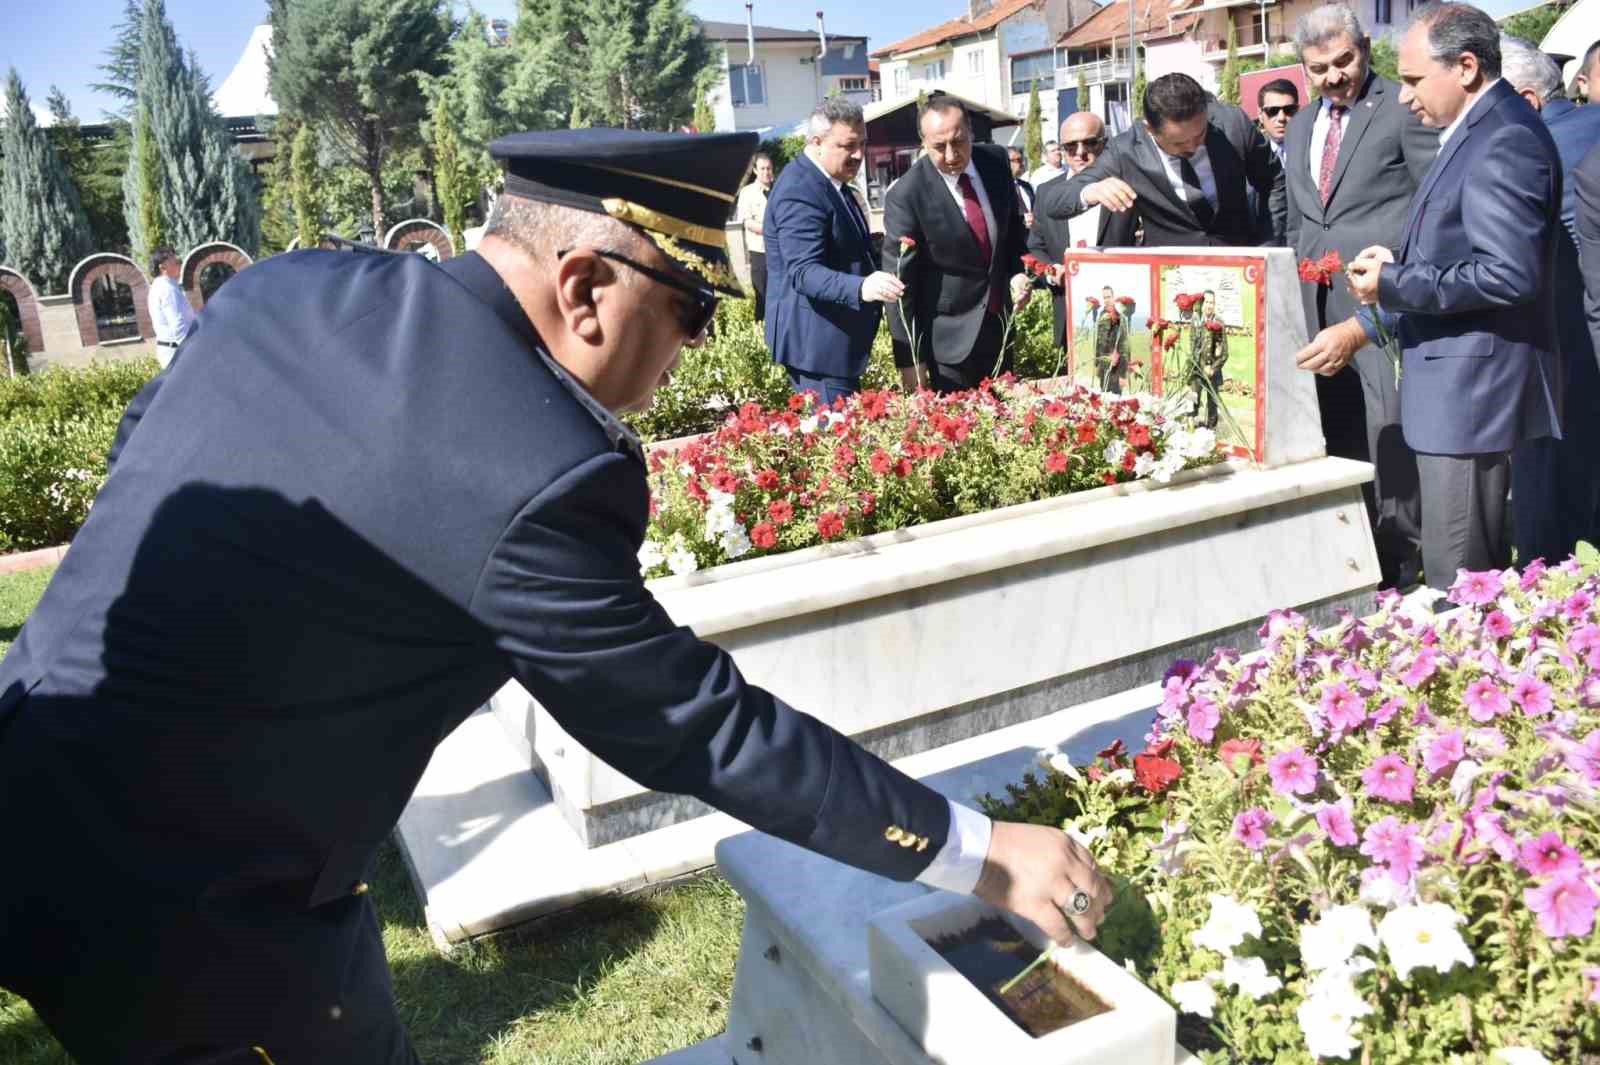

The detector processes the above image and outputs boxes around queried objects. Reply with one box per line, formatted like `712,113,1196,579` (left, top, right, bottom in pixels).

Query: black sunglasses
557,247,718,340
1261,104,1299,118
1062,137,1105,154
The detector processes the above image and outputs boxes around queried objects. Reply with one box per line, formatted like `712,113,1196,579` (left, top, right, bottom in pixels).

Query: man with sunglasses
1287,3,1437,591
0,127,1114,1064
1257,79,1300,165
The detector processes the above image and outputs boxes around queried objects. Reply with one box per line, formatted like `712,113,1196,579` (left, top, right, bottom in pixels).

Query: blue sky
2,0,1540,122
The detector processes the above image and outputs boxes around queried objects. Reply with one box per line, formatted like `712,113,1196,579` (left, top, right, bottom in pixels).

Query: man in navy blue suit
0,129,1108,1064
764,97,904,404
1501,35,1600,566
1342,3,1563,590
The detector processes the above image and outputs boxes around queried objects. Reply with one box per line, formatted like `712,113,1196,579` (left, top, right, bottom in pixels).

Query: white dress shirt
1308,96,1352,182
1153,141,1217,210
1438,79,1500,148
1030,163,1066,186
936,159,999,253
736,181,770,254
147,273,196,366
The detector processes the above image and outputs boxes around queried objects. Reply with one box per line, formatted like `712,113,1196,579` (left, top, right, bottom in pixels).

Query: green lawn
0,565,746,1065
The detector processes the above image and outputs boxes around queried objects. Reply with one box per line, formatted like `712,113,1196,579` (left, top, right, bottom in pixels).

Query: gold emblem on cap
602,198,727,249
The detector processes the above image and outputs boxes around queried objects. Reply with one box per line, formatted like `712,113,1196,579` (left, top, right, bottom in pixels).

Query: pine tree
575,0,718,130
268,0,452,238
124,98,165,267
291,124,320,250
1023,81,1043,173
0,70,94,293
432,94,467,254
121,0,260,261
259,115,300,253
92,0,146,118
45,87,130,253
1221,21,1241,105
692,90,716,134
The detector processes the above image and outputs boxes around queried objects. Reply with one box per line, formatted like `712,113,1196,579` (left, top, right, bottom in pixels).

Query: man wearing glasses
0,127,1113,1064
1288,4,1437,591
1257,78,1300,165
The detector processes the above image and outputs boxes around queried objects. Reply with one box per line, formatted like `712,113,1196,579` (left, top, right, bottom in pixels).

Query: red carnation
1133,752,1183,795
1205,319,1224,333
1298,250,1344,287
1173,293,1195,314
1117,296,1135,308
1105,309,1120,324
750,522,778,550
754,468,780,492
768,499,794,525
1086,296,1100,309
899,235,917,251
817,510,846,540
1045,450,1070,474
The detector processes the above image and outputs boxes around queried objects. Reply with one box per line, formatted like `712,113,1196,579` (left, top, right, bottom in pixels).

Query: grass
0,565,747,1064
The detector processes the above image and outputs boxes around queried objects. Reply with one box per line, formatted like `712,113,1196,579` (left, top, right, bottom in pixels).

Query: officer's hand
973,821,1114,944
1044,263,1065,288
1295,318,1367,376
1023,210,1036,228
862,271,907,304
1081,178,1137,212
1010,273,1033,309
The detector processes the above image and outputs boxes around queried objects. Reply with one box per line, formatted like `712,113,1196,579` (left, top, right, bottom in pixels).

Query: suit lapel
1204,122,1242,229
1401,85,1504,253
1324,75,1383,205
1284,105,1317,215
973,148,1009,257
922,157,985,261
1132,125,1187,218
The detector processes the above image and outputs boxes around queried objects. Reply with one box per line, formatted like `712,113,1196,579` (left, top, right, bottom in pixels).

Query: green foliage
268,0,452,238
757,135,807,174
431,94,468,253
1220,20,1242,105
1133,47,1148,119
258,115,299,254
1077,68,1089,108
0,70,94,294
317,154,420,240
692,88,717,134
291,124,321,249
119,0,260,262
570,0,720,130
0,359,157,551
1370,37,1400,84
1500,1,1569,47
46,91,130,255
1024,81,1044,172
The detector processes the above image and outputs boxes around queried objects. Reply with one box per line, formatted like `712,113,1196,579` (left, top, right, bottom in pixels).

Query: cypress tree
1023,81,1043,173
291,124,320,250
432,95,467,254
259,115,299,253
124,99,166,268
1221,21,1241,105
0,69,94,293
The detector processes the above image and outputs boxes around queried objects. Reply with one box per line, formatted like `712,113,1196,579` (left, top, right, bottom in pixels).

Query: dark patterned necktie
1319,105,1347,206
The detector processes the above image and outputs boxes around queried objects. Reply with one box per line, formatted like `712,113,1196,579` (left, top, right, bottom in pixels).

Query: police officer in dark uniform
0,129,1111,1064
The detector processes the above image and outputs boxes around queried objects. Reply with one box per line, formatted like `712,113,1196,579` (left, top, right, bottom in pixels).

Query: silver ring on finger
1069,890,1092,916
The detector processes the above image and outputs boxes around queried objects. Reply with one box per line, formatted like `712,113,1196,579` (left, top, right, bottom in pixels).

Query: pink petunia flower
1564,590,1595,623
1512,674,1554,718
1362,753,1416,804
1401,649,1439,689
1482,610,1514,640
1320,682,1366,732
1316,799,1358,847
1360,815,1424,883
1449,568,1502,607
1423,729,1466,777
1567,729,1600,787
1524,873,1599,939
1187,697,1221,745
1267,747,1319,796
1370,697,1404,726
1585,967,1600,1005
1520,557,1548,591
1232,807,1275,851
1463,678,1510,723
1517,831,1584,880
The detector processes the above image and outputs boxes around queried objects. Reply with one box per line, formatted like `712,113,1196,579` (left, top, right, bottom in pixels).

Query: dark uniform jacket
0,249,949,1054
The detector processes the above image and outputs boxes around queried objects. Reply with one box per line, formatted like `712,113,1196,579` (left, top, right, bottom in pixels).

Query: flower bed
983,558,1600,1063
640,377,1225,577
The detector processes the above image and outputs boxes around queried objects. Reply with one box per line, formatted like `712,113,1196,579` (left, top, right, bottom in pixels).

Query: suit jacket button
1323,223,1330,231
353,881,370,895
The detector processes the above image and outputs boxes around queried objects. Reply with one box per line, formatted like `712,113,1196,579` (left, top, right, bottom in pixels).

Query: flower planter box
868,892,1176,1064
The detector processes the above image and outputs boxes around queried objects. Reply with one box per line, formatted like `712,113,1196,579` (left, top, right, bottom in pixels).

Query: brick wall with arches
384,219,454,262
68,254,153,349
0,268,45,356
180,242,254,311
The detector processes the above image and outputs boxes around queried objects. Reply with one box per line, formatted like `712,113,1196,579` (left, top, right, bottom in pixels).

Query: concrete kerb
0,544,68,575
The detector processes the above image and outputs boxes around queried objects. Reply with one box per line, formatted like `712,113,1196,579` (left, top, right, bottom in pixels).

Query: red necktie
1318,105,1346,206
957,172,1001,313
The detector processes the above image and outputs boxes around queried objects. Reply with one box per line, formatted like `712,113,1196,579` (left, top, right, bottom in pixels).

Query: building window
729,63,766,107
837,77,868,92
894,66,909,94
922,59,946,80
968,50,984,75
1010,51,1056,94
1374,0,1392,22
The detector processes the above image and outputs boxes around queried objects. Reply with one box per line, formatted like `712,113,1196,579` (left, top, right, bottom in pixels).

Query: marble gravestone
395,247,1379,948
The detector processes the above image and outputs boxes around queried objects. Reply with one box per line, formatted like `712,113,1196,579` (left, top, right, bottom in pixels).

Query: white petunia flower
1103,439,1130,467
1221,955,1283,1000
637,539,665,571
1169,978,1218,1018
800,415,819,434
1151,820,1190,876
667,544,700,575
1103,766,1135,788
719,524,752,560
1296,972,1374,1060
1151,452,1185,484
1182,425,1217,459
1299,904,1379,973
1358,866,1416,910
1133,451,1157,478
1192,894,1263,957
1376,902,1475,981
1493,1049,1552,1065
1448,759,1484,806
1035,747,1083,783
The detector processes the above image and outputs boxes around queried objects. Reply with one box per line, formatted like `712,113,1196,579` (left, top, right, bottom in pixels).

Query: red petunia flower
754,468,780,492
1133,752,1183,794
750,522,778,549
709,470,740,494
1045,450,1070,474
869,448,894,475
895,457,913,478
787,393,809,413
1075,420,1098,445
768,499,794,525
858,491,877,515
1127,423,1152,450
817,510,846,540
858,390,890,420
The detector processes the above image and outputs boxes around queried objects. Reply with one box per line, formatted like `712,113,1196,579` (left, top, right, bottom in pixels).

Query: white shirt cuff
914,800,992,895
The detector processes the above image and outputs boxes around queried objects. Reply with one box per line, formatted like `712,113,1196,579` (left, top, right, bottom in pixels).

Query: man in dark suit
1038,72,1285,248
1342,4,1563,591
1028,112,1137,353
1008,146,1036,227
0,129,1109,1064
881,96,1032,392
1576,143,1600,548
1287,4,1438,590
765,97,905,404
1502,35,1600,565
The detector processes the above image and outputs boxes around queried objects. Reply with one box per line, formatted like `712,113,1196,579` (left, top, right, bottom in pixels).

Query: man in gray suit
1287,4,1438,589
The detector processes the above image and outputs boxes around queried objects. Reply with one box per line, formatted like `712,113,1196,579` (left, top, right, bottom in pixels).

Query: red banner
1238,63,1309,121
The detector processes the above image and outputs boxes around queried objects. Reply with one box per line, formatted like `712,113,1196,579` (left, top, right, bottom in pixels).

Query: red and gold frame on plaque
1062,251,1268,463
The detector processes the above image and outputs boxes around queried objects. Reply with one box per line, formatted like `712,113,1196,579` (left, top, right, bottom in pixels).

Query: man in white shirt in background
1029,140,1066,186
736,152,776,323
146,247,196,369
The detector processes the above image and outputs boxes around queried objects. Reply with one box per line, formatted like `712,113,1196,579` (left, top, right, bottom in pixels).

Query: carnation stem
997,945,1054,996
